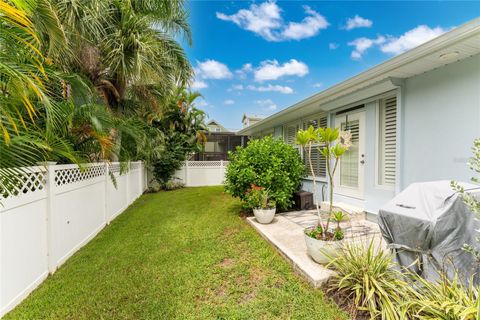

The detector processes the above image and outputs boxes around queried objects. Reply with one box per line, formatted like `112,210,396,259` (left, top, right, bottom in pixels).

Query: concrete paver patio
247,209,384,287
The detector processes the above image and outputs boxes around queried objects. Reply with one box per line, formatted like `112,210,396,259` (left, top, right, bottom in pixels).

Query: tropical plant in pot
246,184,277,224
296,126,352,264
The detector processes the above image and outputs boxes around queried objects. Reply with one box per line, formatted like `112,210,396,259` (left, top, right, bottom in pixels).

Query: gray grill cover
378,181,480,285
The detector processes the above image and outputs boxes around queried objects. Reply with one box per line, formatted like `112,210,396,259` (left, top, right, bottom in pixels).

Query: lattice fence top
55,165,105,187
187,161,228,167
0,167,46,199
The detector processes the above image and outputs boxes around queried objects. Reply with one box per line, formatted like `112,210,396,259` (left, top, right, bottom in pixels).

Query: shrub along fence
174,161,228,186
0,161,147,317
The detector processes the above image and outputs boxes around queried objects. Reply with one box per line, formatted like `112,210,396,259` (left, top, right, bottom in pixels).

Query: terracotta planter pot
304,231,344,264
253,208,276,224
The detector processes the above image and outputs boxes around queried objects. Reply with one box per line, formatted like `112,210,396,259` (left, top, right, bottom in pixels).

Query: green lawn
6,187,346,319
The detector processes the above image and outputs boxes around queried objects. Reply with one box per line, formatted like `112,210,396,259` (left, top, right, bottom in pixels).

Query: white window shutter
303,147,326,178
285,125,297,144
379,96,397,186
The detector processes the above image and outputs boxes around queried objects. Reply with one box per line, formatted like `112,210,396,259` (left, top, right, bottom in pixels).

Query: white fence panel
106,164,128,222
0,161,145,317
174,161,228,186
0,166,49,316
51,164,107,269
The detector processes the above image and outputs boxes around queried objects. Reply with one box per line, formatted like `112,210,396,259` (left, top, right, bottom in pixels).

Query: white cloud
281,6,329,40
347,25,446,60
224,99,235,105
254,59,308,81
247,84,293,94
344,15,373,30
230,84,244,91
216,1,281,41
216,2,328,41
312,82,323,88
195,59,232,79
380,25,446,55
328,42,339,50
255,99,277,111
190,80,208,89
235,63,253,79
348,36,385,59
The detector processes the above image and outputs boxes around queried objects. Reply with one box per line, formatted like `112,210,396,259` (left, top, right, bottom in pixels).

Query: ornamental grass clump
327,240,406,320
402,272,479,320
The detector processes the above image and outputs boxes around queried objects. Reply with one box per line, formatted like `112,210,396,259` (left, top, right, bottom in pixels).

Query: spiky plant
327,240,407,319
402,272,479,319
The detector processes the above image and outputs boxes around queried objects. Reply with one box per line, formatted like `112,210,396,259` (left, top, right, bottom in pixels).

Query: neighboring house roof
242,113,266,123
207,119,231,132
238,18,480,135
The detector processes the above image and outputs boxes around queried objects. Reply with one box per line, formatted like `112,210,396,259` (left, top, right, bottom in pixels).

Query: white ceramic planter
304,232,344,264
253,208,276,224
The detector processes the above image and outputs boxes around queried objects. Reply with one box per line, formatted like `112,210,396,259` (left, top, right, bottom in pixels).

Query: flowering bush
224,136,304,210
244,185,276,210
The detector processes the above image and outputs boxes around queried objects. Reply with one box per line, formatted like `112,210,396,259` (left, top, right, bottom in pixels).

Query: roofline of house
237,17,480,135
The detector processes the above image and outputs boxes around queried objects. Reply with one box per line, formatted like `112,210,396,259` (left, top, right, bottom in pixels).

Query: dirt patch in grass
220,227,239,240
218,258,235,268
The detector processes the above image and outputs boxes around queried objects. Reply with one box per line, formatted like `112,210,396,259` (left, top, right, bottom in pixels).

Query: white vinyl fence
174,161,228,186
0,161,147,317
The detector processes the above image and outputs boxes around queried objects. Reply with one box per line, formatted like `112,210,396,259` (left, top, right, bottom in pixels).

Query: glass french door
334,111,365,199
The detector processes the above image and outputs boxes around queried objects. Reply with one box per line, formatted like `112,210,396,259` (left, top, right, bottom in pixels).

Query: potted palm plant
246,184,276,224
296,126,352,263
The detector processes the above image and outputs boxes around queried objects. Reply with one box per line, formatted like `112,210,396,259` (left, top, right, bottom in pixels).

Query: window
340,120,359,187
301,114,328,179
285,124,298,144
303,147,326,178
215,128,221,132
378,96,397,186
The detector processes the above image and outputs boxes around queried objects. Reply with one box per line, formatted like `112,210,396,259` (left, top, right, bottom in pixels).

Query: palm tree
0,0,80,167
52,0,193,113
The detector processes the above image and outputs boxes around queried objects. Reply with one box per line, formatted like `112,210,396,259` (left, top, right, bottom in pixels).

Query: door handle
360,160,365,164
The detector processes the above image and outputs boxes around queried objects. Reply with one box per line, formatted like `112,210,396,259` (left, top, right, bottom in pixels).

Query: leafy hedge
224,136,304,210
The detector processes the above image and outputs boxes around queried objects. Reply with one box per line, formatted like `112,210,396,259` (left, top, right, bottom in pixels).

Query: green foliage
403,272,479,319
451,138,480,263
162,179,185,191
151,89,206,184
224,136,304,210
296,125,352,239
327,240,406,320
331,211,348,240
304,225,324,239
1,0,195,174
244,185,276,209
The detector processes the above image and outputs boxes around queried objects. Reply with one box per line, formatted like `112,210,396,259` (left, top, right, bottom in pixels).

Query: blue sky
185,1,479,130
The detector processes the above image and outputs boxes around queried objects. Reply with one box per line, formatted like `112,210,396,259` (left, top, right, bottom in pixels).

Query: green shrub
403,273,479,319
162,179,185,191
224,136,304,210
327,240,406,320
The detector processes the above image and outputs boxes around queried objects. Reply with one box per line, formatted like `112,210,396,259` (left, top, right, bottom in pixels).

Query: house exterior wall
207,124,225,132
402,55,480,188
244,54,480,215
